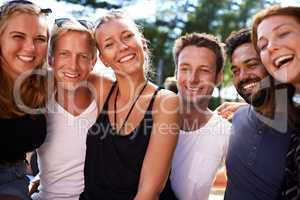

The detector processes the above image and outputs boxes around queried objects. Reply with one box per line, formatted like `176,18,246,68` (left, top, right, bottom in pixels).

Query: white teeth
64,72,79,78
18,55,34,62
119,54,134,63
243,82,257,90
187,87,198,91
274,55,293,68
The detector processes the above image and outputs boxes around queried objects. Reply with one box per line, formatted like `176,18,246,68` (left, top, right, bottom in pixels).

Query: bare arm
134,90,179,200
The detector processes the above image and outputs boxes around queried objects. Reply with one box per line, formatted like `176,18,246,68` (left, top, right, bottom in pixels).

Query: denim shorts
0,161,30,200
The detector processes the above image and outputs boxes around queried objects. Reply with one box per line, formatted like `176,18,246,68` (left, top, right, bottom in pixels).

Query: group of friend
0,1,300,200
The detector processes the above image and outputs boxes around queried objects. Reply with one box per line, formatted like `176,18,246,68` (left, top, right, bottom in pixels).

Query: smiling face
52,31,95,91
177,45,220,105
95,18,146,78
0,12,48,80
231,43,269,103
257,15,300,89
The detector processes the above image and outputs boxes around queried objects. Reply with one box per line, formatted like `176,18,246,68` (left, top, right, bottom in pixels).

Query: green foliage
142,0,277,86
59,0,277,87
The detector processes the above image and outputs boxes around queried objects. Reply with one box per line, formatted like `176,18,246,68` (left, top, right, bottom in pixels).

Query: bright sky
0,0,297,26
17,0,155,20
0,0,298,26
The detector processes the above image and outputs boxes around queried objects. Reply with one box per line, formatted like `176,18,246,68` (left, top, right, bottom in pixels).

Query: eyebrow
57,49,70,53
273,23,294,31
103,36,112,42
103,29,133,41
9,31,25,35
258,23,294,41
261,23,293,37
9,31,47,37
230,58,258,70
179,62,190,67
121,30,131,34
36,34,47,38
179,62,211,69
244,58,259,64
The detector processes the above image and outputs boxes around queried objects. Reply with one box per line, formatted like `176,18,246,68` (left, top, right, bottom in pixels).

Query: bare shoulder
152,88,179,112
88,72,113,89
157,88,178,98
88,72,114,97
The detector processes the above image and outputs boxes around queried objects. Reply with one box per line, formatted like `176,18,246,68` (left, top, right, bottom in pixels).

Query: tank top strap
147,86,162,112
102,81,117,111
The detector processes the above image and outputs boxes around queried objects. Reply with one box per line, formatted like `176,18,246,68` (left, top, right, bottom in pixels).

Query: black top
0,113,47,163
80,83,177,200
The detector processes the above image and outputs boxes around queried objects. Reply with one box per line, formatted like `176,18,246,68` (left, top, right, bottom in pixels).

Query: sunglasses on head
95,10,125,29
1,0,52,15
6,0,34,5
54,18,94,30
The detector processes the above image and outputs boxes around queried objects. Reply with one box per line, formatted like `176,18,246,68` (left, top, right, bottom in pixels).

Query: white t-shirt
170,112,231,200
32,97,97,200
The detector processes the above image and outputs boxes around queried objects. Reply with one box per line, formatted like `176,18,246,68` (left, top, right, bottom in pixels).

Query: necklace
113,80,148,135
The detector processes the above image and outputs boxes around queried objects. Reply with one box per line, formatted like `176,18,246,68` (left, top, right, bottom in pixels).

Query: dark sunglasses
55,18,94,30
0,0,52,15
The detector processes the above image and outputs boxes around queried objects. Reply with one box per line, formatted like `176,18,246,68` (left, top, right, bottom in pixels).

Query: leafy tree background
57,0,278,107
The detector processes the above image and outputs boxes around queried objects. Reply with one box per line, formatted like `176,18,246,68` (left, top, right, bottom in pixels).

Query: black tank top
0,114,46,163
81,83,177,200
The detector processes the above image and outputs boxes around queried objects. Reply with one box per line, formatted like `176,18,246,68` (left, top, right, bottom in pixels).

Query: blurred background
5,1,298,199
2,0,300,108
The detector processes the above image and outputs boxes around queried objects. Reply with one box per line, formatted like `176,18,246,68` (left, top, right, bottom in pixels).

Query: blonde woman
0,0,51,199
80,10,179,200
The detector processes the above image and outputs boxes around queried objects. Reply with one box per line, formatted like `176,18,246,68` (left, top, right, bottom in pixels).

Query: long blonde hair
0,1,50,117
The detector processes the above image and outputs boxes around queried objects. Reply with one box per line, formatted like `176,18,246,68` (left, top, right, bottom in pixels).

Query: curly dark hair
225,28,251,61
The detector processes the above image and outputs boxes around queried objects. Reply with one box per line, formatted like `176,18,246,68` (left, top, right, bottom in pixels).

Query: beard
237,77,270,107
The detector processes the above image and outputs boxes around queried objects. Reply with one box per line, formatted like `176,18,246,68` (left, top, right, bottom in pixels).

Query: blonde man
32,18,99,200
